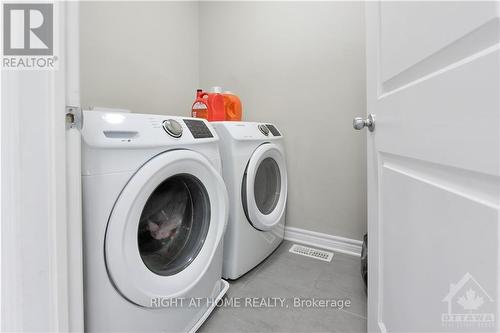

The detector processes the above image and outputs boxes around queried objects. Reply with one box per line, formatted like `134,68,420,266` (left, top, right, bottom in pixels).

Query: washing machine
81,111,229,332
212,122,287,280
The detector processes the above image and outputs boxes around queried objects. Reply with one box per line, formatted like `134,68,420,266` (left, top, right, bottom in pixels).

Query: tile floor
199,241,367,333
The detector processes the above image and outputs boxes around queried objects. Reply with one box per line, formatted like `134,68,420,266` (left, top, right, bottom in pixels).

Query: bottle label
192,102,208,110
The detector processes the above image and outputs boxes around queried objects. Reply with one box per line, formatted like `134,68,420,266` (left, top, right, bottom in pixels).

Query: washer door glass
254,157,281,215
138,174,210,276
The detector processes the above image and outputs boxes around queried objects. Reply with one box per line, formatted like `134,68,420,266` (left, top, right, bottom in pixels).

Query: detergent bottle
191,89,209,119
191,88,225,121
222,91,242,121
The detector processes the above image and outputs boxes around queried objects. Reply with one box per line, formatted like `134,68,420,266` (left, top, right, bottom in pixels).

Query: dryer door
105,150,227,307
242,143,287,231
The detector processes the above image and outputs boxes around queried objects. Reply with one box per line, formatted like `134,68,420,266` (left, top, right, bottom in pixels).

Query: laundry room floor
199,241,367,333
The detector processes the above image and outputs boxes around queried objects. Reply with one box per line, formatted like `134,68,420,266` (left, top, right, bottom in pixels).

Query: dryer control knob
258,124,269,136
162,119,183,138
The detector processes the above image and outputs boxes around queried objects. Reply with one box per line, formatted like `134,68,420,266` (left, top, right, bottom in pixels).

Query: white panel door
365,2,499,332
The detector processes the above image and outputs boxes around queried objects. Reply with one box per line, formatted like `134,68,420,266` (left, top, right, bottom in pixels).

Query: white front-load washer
212,122,287,280
81,111,229,332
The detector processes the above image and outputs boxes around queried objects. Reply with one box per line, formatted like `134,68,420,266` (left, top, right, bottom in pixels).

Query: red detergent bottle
191,88,225,121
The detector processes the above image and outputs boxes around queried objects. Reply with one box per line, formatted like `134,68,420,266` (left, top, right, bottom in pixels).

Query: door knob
353,114,375,132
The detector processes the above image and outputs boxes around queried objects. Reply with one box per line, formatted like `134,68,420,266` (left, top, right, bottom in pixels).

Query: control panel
184,119,214,139
212,122,284,141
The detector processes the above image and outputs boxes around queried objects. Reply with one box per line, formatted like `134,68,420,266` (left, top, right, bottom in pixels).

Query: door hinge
66,106,83,130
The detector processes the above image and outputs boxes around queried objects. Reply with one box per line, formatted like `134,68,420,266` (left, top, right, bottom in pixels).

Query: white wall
199,2,367,240
79,1,366,241
80,1,199,115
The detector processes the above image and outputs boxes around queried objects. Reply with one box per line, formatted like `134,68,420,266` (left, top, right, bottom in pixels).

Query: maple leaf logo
457,289,484,310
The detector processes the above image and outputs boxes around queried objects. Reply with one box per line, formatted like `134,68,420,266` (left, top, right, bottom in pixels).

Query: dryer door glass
254,157,281,215
137,174,210,276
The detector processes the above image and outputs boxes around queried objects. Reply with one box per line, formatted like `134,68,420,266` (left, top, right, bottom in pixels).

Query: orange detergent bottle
191,89,225,121
222,91,242,121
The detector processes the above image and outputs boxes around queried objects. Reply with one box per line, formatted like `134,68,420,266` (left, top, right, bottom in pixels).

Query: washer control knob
162,119,183,138
258,124,269,136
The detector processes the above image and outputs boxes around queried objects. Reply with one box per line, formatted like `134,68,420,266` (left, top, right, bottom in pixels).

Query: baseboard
284,227,363,257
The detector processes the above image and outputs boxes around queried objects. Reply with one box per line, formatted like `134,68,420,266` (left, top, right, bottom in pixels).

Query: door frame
365,3,381,331
1,2,83,331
